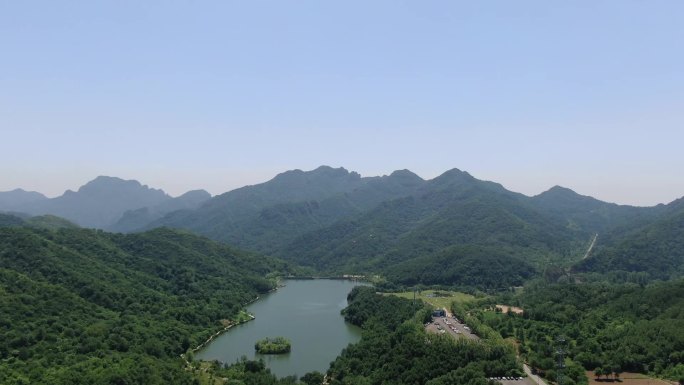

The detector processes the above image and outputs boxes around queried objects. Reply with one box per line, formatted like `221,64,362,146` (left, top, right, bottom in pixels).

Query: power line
556,336,566,385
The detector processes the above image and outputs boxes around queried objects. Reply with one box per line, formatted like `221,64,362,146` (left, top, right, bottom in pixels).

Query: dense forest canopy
2,166,684,384
0,225,293,385
475,280,684,383
329,286,522,385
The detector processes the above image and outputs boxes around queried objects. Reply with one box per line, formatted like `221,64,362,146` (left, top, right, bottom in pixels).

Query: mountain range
0,176,210,229
2,166,682,286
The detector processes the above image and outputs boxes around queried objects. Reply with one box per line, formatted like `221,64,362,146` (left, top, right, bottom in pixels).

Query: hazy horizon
2,1,683,206
1,165,681,208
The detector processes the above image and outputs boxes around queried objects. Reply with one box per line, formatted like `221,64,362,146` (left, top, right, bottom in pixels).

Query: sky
1,1,683,206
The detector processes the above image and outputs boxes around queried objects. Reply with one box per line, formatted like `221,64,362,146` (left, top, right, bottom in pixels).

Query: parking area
425,315,479,341
491,377,534,385
425,314,540,385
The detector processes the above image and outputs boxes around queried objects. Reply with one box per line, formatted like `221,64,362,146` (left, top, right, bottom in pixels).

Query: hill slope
0,188,47,211
145,166,684,287
0,225,291,384
109,189,211,233
530,186,661,234
278,169,585,284
575,199,684,280
149,166,425,254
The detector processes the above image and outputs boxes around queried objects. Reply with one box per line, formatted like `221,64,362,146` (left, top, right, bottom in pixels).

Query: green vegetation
0,226,294,385
385,245,537,290
138,166,683,289
385,289,475,310
472,280,684,384
576,210,684,280
198,286,522,385
329,286,522,384
0,213,78,230
255,337,291,354
189,358,299,385
151,166,424,255
3,168,684,384
280,182,586,276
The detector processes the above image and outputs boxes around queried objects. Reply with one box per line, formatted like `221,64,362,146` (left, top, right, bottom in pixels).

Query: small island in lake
255,337,291,354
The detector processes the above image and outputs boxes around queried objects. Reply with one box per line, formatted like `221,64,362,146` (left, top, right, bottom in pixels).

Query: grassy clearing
384,290,476,310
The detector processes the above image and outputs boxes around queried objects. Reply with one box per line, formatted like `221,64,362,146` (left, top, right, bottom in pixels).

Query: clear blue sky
1,1,682,206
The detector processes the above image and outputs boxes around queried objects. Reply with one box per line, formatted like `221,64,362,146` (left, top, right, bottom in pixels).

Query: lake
195,279,366,377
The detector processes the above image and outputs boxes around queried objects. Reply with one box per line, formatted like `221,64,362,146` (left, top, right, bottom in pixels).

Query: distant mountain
6,166,681,286
530,185,661,233
148,166,425,254
143,165,684,286
278,168,584,276
31,176,171,228
575,199,684,280
0,176,209,229
109,189,211,233
0,188,47,211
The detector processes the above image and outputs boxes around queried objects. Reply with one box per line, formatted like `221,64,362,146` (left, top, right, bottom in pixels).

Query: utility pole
556,336,566,385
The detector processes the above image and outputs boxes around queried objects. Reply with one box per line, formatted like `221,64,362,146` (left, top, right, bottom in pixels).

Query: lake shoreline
187,277,367,362
180,293,264,366
282,274,369,282
187,282,285,362
192,279,367,377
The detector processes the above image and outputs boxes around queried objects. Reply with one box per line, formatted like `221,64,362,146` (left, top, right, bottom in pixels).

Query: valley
1,166,683,385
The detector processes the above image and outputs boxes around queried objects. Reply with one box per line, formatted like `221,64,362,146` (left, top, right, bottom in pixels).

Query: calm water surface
195,279,366,377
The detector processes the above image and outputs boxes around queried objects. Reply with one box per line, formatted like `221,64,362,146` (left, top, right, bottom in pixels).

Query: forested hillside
328,286,521,385
109,189,211,233
0,226,292,385
147,166,425,254
385,245,537,290
478,280,684,383
279,170,585,283
0,213,79,230
140,166,684,287
529,186,660,234
5,165,684,291
575,203,684,280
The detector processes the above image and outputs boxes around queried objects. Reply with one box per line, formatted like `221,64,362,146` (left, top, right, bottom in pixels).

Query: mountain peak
177,189,211,200
273,166,359,183
0,188,48,211
545,185,578,195
431,168,475,185
76,176,168,198
0,188,47,199
389,169,421,179
78,176,141,192
439,168,471,177
311,165,355,178
535,185,592,201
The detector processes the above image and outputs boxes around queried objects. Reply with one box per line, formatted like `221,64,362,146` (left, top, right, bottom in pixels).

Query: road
425,309,543,385
582,233,599,260
523,364,548,385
